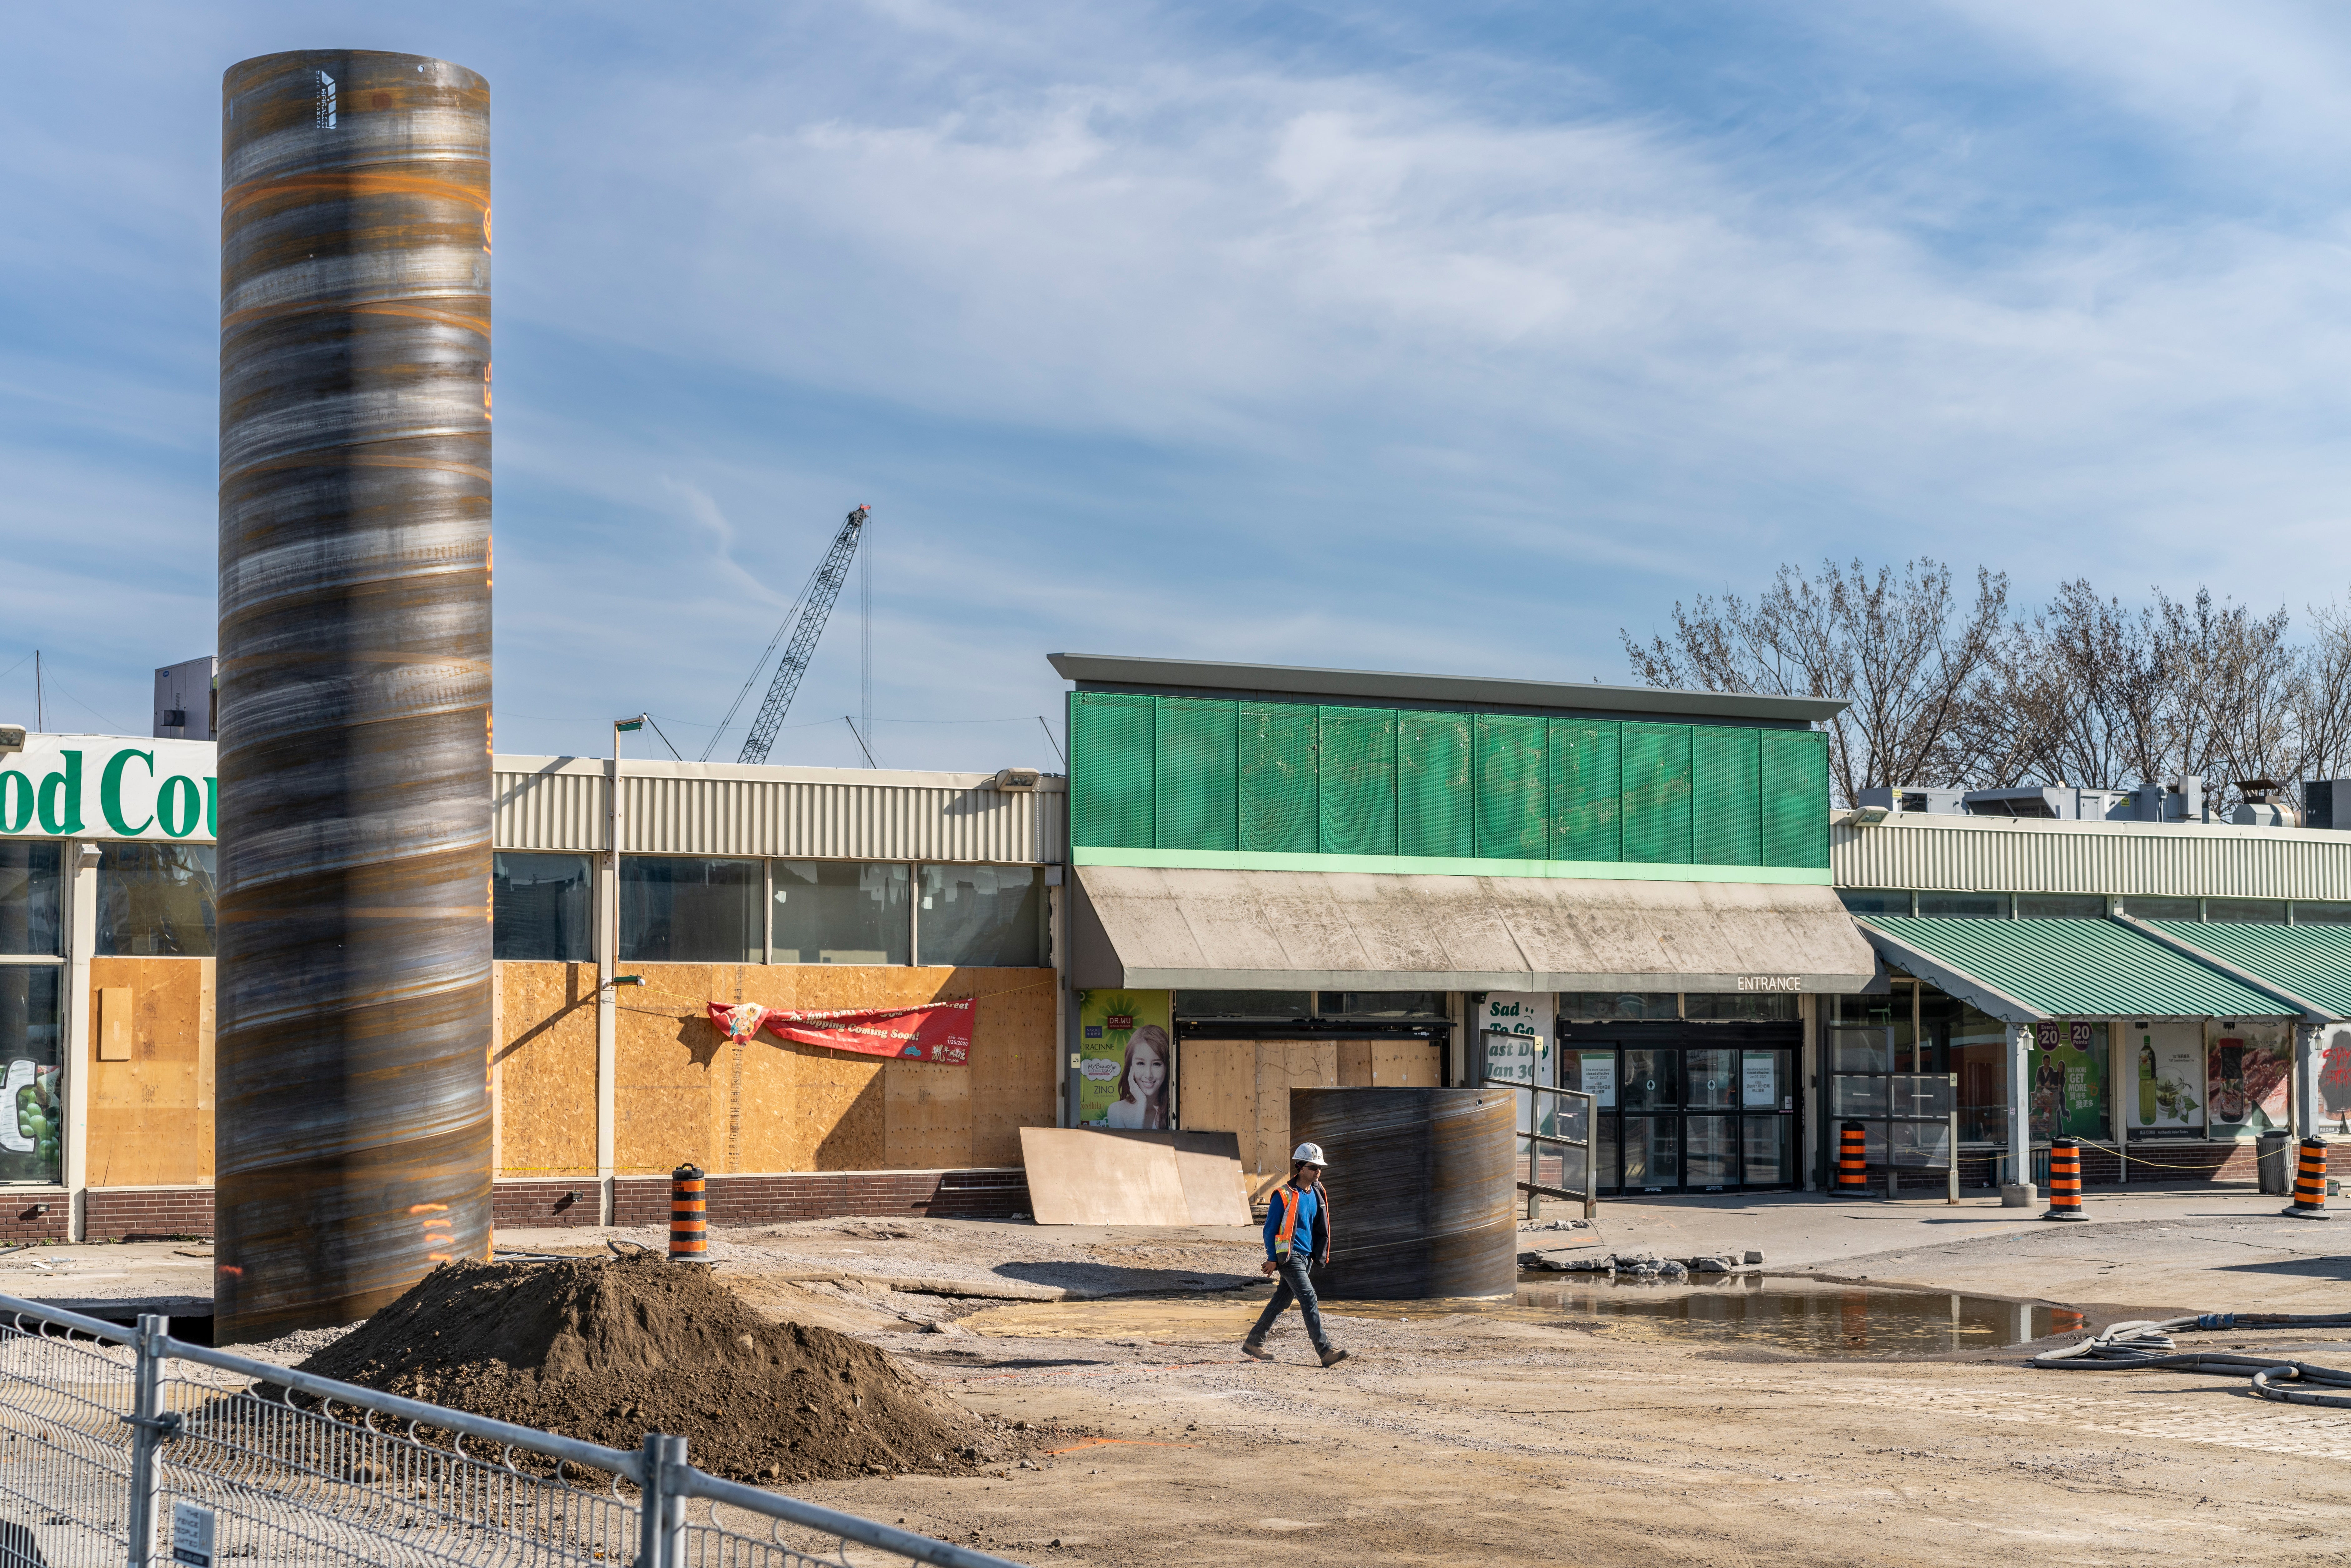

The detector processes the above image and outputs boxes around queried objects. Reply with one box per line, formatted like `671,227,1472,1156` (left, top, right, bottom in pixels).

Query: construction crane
701,505,870,765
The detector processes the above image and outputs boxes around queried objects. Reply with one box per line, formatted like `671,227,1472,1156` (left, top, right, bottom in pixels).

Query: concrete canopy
1068,865,1878,993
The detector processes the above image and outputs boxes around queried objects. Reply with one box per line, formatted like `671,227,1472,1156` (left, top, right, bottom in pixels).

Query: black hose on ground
2031,1313,2351,1407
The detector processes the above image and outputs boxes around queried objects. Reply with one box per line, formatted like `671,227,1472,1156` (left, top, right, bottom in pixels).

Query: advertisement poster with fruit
2208,1026,2291,1137
2126,1021,2205,1139
0,1060,60,1179
2028,1021,2108,1141
1075,990,1172,1128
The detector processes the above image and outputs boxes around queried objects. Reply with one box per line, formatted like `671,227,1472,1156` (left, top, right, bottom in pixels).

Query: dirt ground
16,1189,2351,1564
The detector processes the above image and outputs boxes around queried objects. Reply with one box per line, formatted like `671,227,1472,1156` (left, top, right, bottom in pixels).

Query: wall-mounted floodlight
0,724,23,756
1844,805,1891,827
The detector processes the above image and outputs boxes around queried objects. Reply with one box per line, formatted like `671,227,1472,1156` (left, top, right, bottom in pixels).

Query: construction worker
1243,1142,1349,1366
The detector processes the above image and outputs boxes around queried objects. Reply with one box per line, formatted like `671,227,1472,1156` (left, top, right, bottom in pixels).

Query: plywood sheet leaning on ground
1089,1129,1254,1225
1020,1128,1207,1225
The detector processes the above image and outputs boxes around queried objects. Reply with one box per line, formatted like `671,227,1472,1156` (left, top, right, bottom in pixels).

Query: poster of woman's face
1105,1025,1170,1128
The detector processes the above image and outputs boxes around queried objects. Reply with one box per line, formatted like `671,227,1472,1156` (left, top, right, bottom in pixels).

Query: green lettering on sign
100,749,155,836
35,752,82,835
0,772,29,834
157,777,201,839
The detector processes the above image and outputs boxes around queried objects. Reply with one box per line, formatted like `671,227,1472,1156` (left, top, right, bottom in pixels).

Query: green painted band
1070,845,1833,884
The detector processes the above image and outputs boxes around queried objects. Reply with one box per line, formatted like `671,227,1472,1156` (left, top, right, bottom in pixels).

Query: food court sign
0,736,217,842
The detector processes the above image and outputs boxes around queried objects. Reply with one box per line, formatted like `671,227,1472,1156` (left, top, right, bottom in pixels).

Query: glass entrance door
1569,1041,1799,1194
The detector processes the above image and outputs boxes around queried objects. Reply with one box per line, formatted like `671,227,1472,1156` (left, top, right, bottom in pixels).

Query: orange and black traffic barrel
2282,1138,2331,1220
2041,1137,2087,1221
670,1163,708,1257
1836,1122,1869,1191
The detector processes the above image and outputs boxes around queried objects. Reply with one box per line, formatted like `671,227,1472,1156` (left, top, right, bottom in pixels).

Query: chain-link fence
0,1294,1023,1568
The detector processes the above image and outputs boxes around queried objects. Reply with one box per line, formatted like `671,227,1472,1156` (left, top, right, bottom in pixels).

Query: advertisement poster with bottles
2126,1021,2205,1139
2208,1024,2292,1137
2029,1021,2109,1141
1075,990,1172,1129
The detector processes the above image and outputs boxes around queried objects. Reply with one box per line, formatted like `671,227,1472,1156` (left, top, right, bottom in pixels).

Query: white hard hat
1292,1142,1327,1166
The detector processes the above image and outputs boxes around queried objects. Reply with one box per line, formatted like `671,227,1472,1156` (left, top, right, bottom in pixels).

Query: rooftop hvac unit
1855,786,1967,815
2307,779,2351,831
1962,787,2129,821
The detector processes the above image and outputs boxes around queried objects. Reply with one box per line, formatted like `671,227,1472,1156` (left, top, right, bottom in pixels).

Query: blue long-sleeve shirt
1263,1182,1328,1262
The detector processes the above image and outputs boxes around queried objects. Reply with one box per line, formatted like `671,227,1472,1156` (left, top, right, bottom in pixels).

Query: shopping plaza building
5,654,2351,1238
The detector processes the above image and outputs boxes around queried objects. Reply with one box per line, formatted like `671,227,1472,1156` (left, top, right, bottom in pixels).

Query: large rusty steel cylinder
216,50,492,1342
1289,1087,1517,1299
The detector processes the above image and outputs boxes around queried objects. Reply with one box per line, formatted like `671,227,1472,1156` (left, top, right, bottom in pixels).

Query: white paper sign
172,1501,215,1568
1741,1051,1778,1108
1578,1051,1617,1110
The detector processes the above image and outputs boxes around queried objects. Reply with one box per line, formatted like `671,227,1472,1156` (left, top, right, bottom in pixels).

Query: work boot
1241,1340,1272,1361
1318,1346,1350,1367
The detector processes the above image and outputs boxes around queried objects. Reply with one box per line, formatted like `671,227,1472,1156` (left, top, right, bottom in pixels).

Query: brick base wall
83,1169,1032,1242
85,1188,214,1241
0,1192,68,1242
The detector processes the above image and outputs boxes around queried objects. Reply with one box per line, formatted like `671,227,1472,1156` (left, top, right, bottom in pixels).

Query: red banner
706,999,973,1065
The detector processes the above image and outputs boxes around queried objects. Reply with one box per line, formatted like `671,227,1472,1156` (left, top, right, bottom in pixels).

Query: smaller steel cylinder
1290,1087,1517,1299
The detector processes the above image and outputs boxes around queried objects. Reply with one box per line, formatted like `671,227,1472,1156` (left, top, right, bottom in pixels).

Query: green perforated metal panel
1761,728,1830,868
1474,714,1547,859
1693,726,1761,867
1548,720,1621,862
1239,702,1318,853
1397,712,1472,858
1153,697,1238,850
1317,706,1397,855
1620,722,1693,864
1071,691,1154,848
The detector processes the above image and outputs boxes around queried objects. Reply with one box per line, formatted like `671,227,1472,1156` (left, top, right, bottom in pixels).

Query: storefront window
1321,992,1445,1018
2128,897,2200,920
95,844,216,956
493,853,593,962
0,843,62,957
771,861,909,965
1559,993,1676,1021
620,857,762,963
1174,991,1311,1019
1837,889,1913,915
0,966,62,1184
1921,989,2009,1143
1827,991,1954,1165
1683,992,1799,1022
2016,894,2102,919
2208,899,2288,924
2294,903,2351,926
917,865,1043,967
1916,893,2009,918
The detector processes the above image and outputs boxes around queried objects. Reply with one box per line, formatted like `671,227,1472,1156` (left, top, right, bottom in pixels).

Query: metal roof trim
1853,916,2299,1022
2132,918,2349,1021
1046,653,1845,724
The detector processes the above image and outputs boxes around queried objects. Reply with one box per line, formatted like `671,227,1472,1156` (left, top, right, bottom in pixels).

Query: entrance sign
0,735,218,842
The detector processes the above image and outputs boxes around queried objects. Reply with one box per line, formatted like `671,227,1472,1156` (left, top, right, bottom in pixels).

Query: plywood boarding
965,969,1057,1168
1088,1129,1253,1225
493,962,599,1177
1176,1039,1252,1162
1020,1128,1190,1224
615,963,735,1176
885,1061,971,1169
1336,1038,1440,1088
1173,1038,1339,1205
85,957,209,1189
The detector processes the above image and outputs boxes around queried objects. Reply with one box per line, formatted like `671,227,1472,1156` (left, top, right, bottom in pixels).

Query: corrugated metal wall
1833,815,2351,899
488,757,1066,862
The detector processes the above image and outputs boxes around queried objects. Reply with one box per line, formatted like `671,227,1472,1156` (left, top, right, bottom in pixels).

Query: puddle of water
1510,1274,2084,1356
952,1277,2083,1357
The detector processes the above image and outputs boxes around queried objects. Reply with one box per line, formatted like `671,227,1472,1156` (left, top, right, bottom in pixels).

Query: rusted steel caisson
216,51,493,1342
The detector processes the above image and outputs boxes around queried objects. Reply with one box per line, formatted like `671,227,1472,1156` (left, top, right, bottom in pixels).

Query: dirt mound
295,1255,1001,1484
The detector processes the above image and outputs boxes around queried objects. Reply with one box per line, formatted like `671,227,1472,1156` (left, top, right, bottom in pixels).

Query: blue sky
8,2,2351,770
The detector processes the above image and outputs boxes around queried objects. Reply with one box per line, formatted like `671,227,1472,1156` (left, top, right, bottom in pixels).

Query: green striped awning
2147,920,2351,1018
1854,917,2300,1023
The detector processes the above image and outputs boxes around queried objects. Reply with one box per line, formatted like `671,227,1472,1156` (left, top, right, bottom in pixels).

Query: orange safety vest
1273,1181,1322,1258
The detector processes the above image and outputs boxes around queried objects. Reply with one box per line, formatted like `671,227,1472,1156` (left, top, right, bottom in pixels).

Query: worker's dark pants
1248,1255,1330,1350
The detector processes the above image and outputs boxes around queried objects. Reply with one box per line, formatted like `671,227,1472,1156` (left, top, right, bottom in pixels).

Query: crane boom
703,506,870,766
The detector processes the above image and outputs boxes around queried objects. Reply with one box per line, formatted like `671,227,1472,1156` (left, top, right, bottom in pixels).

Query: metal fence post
124,1312,168,1568
638,1433,690,1568
1947,1108,1960,1205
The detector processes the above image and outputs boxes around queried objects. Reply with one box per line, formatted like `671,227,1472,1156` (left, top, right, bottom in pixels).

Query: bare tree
2150,588,2296,797
1978,580,2167,790
1621,558,2010,805
2294,591,2351,785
